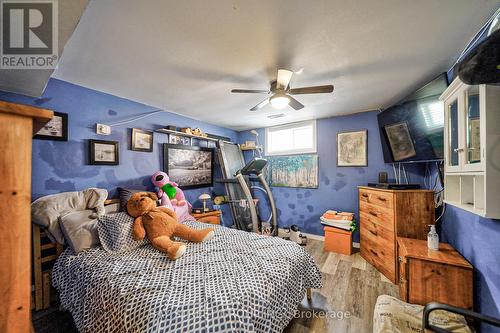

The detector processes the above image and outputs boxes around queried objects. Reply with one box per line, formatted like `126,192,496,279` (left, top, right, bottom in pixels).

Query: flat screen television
378,73,449,163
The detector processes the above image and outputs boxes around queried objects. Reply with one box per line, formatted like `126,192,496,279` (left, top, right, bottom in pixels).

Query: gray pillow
59,203,121,254
97,212,147,253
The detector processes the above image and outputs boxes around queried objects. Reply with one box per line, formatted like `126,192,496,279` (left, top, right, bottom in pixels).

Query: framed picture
268,154,318,188
191,137,208,147
163,144,214,189
384,122,417,162
207,140,217,148
169,133,191,145
131,128,153,152
89,140,119,165
34,112,68,141
337,130,368,167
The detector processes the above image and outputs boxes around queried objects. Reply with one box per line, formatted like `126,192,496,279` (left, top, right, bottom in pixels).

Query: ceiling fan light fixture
270,94,290,109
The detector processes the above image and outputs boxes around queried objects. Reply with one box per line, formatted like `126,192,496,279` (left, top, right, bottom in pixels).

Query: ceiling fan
231,68,334,111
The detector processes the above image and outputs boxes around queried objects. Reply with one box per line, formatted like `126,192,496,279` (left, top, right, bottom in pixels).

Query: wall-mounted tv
378,73,449,163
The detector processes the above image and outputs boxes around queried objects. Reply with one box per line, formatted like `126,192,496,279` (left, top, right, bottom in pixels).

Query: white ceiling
49,0,500,130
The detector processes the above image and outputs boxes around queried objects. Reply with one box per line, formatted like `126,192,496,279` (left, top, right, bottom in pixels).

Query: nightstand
397,237,473,310
191,210,221,225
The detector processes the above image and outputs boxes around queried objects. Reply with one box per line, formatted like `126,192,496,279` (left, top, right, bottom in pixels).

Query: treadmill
217,141,278,235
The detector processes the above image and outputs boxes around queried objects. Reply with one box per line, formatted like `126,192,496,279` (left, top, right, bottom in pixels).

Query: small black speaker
379,171,388,183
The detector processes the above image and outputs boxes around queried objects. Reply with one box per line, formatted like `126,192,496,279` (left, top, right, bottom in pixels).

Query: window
265,120,317,156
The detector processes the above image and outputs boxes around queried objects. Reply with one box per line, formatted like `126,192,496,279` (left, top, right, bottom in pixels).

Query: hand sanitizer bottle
427,225,439,251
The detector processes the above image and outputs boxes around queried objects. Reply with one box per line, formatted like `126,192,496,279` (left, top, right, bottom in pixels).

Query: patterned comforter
52,221,322,333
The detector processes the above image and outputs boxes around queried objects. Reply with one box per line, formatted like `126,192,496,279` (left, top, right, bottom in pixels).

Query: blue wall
238,111,425,242
0,78,238,225
440,208,500,333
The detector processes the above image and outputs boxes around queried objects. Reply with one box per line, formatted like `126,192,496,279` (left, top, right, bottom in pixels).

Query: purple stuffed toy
151,171,187,207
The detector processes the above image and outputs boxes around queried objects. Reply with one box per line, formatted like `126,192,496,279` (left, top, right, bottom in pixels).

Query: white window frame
265,120,317,156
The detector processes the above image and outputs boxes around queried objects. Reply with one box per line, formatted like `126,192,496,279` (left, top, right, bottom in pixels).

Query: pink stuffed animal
151,171,187,207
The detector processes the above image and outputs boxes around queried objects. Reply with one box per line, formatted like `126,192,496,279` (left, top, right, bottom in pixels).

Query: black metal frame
163,143,215,190
423,302,500,333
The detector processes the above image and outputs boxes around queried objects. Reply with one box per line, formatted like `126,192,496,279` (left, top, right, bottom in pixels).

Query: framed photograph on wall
384,122,417,162
34,112,68,141
191,137,208,147
131,128,153,152
169,133,191,145
337,130,368,167
89,139,119,165
163,144,214,189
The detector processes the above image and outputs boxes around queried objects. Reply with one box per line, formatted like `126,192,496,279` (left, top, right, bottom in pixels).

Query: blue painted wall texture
238,111,425,242
440,208,500,333
0,78,238,225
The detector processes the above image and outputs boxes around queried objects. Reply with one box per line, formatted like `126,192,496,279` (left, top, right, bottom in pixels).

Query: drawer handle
369,211,378,217
369,229,378,236
369,249,378,257
362,193,369,198
378,197,387,201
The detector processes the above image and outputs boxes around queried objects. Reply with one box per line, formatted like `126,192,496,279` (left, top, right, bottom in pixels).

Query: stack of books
320,210,355,231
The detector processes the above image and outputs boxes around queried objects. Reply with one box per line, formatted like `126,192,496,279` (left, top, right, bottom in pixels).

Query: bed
51,218,322,333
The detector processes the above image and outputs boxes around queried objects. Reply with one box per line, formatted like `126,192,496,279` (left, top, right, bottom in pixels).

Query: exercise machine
217,141,278,235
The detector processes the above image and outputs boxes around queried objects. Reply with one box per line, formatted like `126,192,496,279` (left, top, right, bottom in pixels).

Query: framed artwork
169,133,191,145
163,144,214,189
207,140,217,148
34,112,68,141
131,128,153,152
191,137,208,148
337,130,368,166
268,154,318,188
384,122,417,162
89,140,119,165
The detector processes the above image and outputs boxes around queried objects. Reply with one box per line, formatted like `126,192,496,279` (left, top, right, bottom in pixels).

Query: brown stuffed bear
126,192,214,260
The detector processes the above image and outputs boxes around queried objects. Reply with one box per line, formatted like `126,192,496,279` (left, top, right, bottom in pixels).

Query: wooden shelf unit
155,128,232,143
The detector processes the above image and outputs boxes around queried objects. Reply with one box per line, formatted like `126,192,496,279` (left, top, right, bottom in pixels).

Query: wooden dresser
0,102,53,333
397,237,473,310
358,186,435,284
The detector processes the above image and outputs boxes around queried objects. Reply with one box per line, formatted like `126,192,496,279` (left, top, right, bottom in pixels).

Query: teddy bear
151,171,187,207
127,192,214,260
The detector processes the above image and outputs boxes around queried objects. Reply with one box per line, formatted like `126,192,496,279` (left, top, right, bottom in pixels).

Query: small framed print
89,140,119,165
337,130,368,167
169,134,191,145
131,128,153,152
34,112,68,141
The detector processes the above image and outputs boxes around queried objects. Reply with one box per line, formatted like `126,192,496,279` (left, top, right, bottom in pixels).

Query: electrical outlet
96,123,111,135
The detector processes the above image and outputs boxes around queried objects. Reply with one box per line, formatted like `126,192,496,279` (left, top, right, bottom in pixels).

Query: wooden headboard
32,198,120,311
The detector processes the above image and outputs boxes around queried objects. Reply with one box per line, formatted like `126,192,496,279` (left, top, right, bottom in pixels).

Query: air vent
267,113,285,119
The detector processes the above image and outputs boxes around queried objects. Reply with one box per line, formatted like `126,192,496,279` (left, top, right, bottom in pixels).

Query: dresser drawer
359,189,394,209
361,217,394,244
359,201,394,231
360,235,396,282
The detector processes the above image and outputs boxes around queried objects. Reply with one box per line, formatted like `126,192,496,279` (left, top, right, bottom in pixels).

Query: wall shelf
155,128,232,143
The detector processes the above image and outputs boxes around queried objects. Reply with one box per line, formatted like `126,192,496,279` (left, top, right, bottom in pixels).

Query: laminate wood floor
285,239,399,333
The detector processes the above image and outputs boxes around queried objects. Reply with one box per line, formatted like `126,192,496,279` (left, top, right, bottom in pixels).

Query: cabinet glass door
465,86,480,164
448,99,459,167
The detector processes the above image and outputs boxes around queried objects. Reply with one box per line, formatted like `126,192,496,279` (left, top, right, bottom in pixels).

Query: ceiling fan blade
288,85,334,95
288,96,304,110
231,89,269,94
276,69,293,90
250,98,270,111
